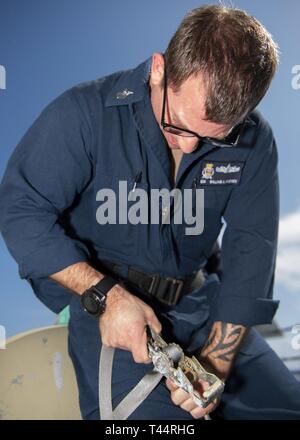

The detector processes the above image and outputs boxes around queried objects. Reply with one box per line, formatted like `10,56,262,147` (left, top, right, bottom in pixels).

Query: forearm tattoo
201,322,246,363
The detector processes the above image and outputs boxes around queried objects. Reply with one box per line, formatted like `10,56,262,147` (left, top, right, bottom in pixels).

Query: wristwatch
81,276,118,317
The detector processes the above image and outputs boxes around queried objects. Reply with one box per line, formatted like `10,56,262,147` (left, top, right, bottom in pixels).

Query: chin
168,140,180,148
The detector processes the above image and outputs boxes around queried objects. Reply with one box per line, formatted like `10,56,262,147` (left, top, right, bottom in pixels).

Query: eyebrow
171,112,232,139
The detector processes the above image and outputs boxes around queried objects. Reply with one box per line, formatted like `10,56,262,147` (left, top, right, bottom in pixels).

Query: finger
165,378,178,391
190,400,218,419
115,343,129,351
180,396,196,412
141,328,152,364
195,378,210,393
146,313,162,334
131,328,151,364
169,386,191,406
171,385,218,413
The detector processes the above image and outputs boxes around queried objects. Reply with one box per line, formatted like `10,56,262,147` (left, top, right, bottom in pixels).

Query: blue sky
0,0,300,337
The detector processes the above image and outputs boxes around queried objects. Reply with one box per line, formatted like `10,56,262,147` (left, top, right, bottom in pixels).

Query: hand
165,377,220,419
99,283,162,364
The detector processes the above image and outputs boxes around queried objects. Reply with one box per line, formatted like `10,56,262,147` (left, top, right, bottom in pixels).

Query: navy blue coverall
0,57,300,420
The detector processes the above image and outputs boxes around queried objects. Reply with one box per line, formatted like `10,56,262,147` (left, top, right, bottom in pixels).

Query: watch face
82,290,105,316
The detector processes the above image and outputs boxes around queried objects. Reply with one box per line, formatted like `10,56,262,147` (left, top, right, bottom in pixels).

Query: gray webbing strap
99,345,163,420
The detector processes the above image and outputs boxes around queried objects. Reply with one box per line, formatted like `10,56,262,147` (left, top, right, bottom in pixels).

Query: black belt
100,260,208,307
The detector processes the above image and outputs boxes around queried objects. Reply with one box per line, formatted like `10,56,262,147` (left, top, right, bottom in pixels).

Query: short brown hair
164,4,279,125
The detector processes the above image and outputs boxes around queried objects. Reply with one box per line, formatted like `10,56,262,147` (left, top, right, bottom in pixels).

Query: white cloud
276,208,300,292
218,209,300,293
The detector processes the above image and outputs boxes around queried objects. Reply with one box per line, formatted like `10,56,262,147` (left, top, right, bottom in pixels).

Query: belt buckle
165,278,184,306
148,274,160,296
149,276,184,307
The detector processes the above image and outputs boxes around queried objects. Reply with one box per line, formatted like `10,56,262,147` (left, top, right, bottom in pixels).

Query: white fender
0,325,81,420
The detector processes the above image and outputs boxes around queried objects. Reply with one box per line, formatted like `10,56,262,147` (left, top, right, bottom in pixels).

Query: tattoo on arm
201,322,246,363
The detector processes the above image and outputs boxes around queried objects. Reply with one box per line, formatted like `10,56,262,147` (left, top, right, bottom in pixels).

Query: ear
150,52,165,86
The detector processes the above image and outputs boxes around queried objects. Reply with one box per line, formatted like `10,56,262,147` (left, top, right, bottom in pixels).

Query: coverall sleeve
208,119,280,326
0,89,93,280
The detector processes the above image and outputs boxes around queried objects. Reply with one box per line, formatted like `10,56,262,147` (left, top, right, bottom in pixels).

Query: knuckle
133,350,148,364
102,340,111,347
132,352,143,363
145,309,155,319
191,408,204,419
171,394,178,405
101,334,108,344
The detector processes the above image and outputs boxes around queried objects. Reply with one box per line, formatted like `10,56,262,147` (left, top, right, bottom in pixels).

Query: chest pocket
178,183,232,264
201,184,233,211
95,177,149,258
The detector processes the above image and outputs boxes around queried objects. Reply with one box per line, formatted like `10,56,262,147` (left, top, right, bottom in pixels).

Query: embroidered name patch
199,161,245,185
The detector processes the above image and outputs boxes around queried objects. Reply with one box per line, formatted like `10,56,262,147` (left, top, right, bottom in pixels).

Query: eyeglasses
160,66,248,148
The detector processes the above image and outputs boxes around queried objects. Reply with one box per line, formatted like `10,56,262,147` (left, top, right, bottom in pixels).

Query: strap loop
99,345,163,420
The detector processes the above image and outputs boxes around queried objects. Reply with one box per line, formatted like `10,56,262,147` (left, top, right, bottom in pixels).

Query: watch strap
92,276,118,297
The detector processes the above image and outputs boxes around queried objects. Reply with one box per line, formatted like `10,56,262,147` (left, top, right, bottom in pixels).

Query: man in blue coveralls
1,5,300,420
